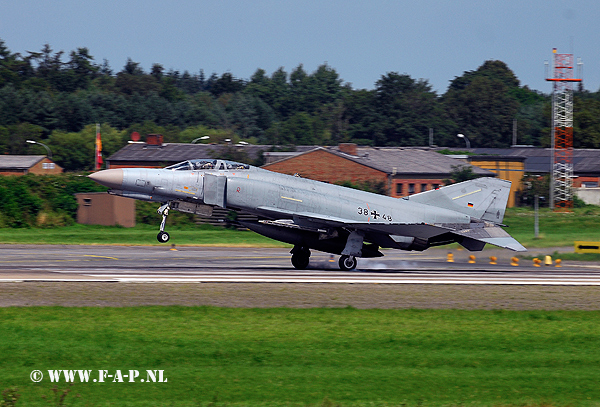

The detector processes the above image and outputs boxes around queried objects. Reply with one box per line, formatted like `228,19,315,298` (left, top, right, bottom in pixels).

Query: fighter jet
89,158,526,270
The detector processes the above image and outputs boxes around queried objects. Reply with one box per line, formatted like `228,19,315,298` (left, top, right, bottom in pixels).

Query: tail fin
408,177,511,224
409,177,525,252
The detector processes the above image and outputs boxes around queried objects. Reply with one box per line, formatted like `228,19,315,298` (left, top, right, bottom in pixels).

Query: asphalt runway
1,244,598,285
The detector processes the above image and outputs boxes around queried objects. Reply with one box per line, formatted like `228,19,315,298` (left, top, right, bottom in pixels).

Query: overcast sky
2,0,598,94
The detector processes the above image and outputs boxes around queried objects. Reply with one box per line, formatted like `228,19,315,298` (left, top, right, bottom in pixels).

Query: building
0,155,63,175
446,147,600,188
263,144,495,198
106,136,317,169
75,192,135,227
467,155,526,208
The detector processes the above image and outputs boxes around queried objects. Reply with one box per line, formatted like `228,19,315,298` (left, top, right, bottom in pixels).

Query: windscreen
165,159,249,171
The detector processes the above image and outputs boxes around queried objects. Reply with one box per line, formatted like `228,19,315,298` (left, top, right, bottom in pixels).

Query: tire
291,252,310,270
157,231,170,243
339,255,357,271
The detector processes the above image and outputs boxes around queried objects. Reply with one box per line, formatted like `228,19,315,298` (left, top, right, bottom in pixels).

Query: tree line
2,39,600,171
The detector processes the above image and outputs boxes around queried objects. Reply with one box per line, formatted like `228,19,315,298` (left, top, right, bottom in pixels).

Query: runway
1,244,599,286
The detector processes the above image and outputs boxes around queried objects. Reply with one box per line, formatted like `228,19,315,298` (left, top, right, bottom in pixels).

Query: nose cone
89,169,124,189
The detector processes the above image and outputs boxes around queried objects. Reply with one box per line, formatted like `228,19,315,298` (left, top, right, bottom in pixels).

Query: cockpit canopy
165,159,250,171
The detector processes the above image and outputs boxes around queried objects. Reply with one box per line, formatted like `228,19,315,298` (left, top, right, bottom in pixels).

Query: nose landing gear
157,202,171,243
338,255,357,271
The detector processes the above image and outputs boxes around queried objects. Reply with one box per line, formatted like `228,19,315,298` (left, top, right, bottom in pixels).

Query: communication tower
545,48,581,210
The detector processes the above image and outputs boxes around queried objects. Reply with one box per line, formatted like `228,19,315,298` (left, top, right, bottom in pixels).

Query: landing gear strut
290,246,311,269
339,255,357,271
157,202,171,243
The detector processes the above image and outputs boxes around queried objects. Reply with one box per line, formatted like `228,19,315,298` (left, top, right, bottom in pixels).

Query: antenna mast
545,48,581,210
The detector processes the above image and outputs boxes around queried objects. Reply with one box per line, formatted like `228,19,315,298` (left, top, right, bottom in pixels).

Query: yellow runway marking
84,255,119,260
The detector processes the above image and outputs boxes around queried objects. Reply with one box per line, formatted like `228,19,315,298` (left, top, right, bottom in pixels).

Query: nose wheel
157,202,171,243
339,255,357,271
157,231,170,243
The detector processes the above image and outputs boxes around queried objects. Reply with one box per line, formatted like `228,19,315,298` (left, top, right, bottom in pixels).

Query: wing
255,206,526,252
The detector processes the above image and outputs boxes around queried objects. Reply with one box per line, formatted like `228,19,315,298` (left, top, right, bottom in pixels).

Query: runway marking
84,255,119,260
26,268,600,285
99,278,600,285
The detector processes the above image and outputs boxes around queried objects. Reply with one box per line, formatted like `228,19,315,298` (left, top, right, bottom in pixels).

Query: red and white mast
546,48,581,210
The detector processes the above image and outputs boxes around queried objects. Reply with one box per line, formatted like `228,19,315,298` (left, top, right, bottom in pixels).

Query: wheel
157,231,170,243
339,255,357,271
291,251,310,270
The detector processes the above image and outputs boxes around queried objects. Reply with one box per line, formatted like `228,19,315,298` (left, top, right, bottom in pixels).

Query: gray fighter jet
89,158,526,270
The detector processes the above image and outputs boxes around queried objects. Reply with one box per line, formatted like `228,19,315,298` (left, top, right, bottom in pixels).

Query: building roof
108,142,496,177
270,146,495,177
442,147,600,175
107,143,318,165
0,155,46,170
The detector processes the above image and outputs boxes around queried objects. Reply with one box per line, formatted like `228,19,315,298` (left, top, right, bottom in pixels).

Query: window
433,184,440,190
408,183,415,195
395,183,403,195
83,198,92,206
421,183,428,192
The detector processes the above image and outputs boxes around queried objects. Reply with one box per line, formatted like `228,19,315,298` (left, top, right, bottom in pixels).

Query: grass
504,206,600,248
0,223,288,247
1,207,600,250
2,307,600,406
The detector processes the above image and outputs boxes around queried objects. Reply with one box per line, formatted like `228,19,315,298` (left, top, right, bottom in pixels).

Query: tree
48,129,96,171
443,61,520,147
0,122,44,155
245,68,272,102
574,97,600,148
67,47,98,90
374,72,444,146
443,165,481,185
0,39,27,88
268,67,291,118
520,174,550,207
209,73,245,97
343,89,378,145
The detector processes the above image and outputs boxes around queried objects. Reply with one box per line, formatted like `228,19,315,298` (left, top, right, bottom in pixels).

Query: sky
1,0,598,94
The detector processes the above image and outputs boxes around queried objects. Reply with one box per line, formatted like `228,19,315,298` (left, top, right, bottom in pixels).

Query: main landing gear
290,246,311,270
290,247,358,271
157,202,171,243
338,255,357,271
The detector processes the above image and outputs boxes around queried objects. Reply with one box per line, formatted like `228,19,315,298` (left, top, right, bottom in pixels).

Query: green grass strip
0,223,287,247
2,307,600,406
2,207,600,250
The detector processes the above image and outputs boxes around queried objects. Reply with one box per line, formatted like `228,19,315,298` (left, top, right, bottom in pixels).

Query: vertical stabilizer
407,178,511,224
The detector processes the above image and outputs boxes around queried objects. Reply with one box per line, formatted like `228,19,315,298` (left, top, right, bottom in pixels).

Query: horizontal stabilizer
452,224,527,252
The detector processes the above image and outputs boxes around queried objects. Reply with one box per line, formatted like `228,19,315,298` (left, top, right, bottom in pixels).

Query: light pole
26,140,52,159
191,136,210,144
456,133,471,149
